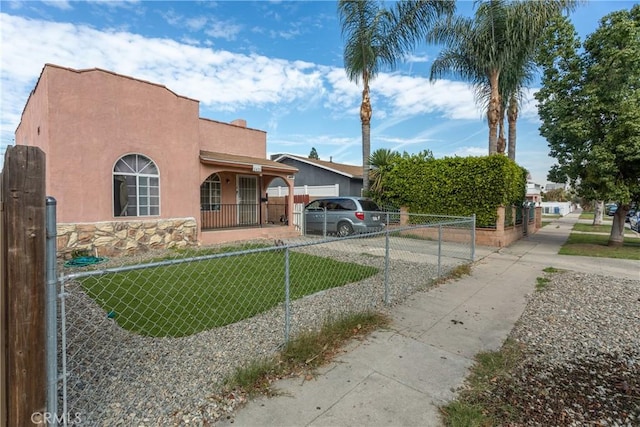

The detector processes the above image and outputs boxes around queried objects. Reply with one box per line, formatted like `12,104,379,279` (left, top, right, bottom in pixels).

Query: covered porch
198,150,299,245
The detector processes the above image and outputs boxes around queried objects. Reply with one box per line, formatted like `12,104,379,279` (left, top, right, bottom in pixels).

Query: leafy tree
428,0,577,157
542,188,568,202
309,147,319,159
536,6,640,246
338,0,454,192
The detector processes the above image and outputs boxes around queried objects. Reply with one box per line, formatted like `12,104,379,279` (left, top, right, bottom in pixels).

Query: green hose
64,256,107,267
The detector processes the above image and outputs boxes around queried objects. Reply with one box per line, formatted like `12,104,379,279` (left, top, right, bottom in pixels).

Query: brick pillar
400,206,409,226
496,206,505,232
535,206,542,230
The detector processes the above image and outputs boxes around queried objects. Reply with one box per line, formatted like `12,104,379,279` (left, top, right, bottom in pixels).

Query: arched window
113,154,159,217
200,173,221,211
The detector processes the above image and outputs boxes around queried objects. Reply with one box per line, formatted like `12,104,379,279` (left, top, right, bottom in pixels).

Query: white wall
541,201,574,216
267,184,339,197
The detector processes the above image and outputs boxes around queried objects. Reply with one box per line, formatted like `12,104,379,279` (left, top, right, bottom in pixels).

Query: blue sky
1,0,637,187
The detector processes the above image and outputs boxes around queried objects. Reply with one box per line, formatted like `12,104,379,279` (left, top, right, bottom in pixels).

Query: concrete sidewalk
218,211,639,427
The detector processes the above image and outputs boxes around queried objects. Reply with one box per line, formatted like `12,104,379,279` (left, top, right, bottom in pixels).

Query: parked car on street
605,203,617,215
304,197,385,237
626,209,636,223
630,211,640,232
607,204,618,216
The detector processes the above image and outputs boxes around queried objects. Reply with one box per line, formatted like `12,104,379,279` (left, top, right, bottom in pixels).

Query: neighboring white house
541,201,574,216
267,184,340,198
526,180,542,204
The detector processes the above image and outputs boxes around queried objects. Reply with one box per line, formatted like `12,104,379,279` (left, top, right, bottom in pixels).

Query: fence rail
55,213,474,425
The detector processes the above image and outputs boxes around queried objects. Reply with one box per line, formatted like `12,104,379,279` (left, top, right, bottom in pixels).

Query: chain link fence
55,213,474,425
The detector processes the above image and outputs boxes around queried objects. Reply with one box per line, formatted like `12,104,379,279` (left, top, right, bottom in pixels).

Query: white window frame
113,154,160,217
201,173,222,211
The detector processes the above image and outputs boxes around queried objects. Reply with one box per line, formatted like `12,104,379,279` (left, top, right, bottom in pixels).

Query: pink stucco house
16,64,299,257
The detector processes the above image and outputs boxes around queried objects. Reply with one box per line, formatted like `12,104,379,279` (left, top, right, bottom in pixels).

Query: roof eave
273,154,358,178
199,153,298,174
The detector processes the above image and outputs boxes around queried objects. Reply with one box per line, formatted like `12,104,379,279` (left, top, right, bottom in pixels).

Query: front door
237,175,258,225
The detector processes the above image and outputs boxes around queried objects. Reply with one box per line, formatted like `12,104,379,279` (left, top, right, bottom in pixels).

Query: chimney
330,156,332,162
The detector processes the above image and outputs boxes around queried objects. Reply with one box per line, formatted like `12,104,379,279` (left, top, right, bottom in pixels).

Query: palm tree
503,0,562,161
338,0,455,193
368,148,401,197
500,54,536,160
428,0,578,157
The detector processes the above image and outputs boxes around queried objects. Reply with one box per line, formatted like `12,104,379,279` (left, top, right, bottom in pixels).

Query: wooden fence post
2,145,47,426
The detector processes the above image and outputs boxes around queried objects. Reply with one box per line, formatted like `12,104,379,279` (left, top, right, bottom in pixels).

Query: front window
201,173,221,211
113,154,160,217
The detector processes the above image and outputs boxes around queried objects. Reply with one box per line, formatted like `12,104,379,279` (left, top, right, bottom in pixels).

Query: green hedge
379,154,527,228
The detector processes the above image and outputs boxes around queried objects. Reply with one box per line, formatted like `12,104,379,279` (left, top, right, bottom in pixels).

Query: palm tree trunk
361,122,371,195
487,69,500,154
507,95,518,161
360,84,372,194
497,104,506,154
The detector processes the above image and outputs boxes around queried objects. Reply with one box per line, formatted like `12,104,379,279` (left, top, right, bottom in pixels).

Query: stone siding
57,218,197,258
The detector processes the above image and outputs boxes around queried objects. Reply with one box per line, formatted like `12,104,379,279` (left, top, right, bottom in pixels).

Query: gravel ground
60,238,639,426
494,271,640,426
59,238,445,426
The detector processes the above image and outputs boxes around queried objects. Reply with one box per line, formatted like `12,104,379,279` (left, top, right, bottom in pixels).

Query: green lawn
559,233,640,259
82,250,378,337
579,211,613,221
573,223,637,236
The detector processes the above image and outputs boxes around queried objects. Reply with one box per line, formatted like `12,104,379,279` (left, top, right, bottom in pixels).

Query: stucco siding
199,118,266,158
16,64,298,252
15,69,52,183
41,66,201,223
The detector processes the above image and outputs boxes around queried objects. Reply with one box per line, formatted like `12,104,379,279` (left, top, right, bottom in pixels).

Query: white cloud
324,69,484,123
41,1,73,10
86,0,140,8
0,10,542,166
518,87,540,122
185,16,208,32
0,13,326,148
323,66,360,108
160,10,242,41
404,53,430,63
269,28,301,40
374,74,482,120
204,19,243,40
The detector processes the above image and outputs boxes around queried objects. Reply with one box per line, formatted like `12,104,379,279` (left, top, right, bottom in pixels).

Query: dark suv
303,197,385,236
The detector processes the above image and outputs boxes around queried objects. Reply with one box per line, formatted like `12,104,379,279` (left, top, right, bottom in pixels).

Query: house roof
200,151,298,175
272,154,363,179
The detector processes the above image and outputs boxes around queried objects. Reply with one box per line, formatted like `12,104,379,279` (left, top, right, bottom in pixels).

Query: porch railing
201,203,289,230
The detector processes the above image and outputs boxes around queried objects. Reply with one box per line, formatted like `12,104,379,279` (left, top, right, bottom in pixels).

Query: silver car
630,211,640,232
304,197,385,237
